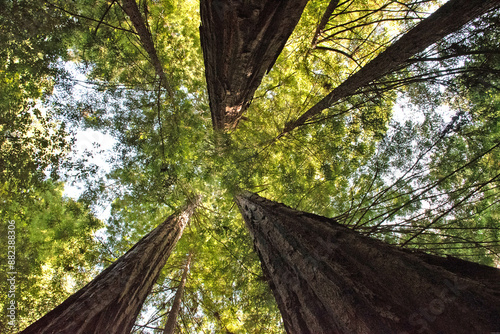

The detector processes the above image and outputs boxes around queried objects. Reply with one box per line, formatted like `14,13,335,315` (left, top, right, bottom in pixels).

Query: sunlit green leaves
0,180,102,332
4,0,500,332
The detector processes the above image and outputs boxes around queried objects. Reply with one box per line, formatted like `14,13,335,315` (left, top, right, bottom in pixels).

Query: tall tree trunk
121,0,172,96
163,252,193,334
282,0,500,134
235,191,500,334
310,0,340,48
20,199,199,334
200,0,309,131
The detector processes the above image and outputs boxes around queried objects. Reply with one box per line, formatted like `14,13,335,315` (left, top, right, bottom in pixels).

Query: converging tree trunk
282,0,500,134
200,0,309,130
163,252,193,334
235,191,500,334
20,198,199,334
310,0,340,48
121,0,173,95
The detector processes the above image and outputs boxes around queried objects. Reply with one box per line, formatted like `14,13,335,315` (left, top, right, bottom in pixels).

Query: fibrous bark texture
235,191,500,334
200,0,309,131
20,200,199,334
283,0,500,134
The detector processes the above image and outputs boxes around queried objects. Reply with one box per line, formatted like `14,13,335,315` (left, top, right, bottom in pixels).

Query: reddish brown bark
20,200,199,334
235,191,500,334
283,0,500,134
162,252,192,334
200,0,309,130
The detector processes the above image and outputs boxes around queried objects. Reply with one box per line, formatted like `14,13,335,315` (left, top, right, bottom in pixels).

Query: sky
53,61,117,221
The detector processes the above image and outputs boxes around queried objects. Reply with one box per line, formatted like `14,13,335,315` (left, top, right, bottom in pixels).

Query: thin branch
93,0,116,35
401,172,500,246
44,1,137,34
407,49,500,63
281,0,500,135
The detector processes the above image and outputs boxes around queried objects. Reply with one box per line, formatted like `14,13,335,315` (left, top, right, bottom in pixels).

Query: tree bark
200,0,309,131
282,0,500,134
20,199,199,334
310,0,340,48
235,191,500,334
121,0,172,96
162,252,192,334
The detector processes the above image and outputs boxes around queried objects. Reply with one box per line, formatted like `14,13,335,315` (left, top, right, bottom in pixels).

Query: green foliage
2,0,500,332
0,2,104,331
0,180,102,332
0,0,77,195
0,0,75,90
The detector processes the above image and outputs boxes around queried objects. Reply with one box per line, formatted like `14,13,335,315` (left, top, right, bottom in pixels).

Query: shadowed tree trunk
200,0,309,131
121,0,172,96
163,252,193,334
20,198,199,334
235,191,500,334
282,0,500,134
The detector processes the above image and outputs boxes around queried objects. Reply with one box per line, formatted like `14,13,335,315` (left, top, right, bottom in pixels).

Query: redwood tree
200,0,309,130
282,0,500,134
235,191,500,333
162,252,192,334
121,0,172,95
20,199,199,334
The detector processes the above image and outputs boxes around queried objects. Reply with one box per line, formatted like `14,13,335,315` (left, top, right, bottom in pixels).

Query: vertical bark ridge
20,199,199,334
200,0,309,131
235,191,500,334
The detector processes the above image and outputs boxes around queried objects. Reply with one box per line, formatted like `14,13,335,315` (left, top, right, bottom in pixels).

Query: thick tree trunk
283,0,500,134
121,0,172,95
20,199,199,334
162,252,192,334
235,191,500,334
200,0,309,131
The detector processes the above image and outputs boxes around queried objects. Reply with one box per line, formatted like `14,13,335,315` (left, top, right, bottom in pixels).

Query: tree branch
93,0,116,36
281,0,500,135
44,1,137,34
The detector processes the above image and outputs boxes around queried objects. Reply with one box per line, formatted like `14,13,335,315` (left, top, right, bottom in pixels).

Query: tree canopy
2,0,500,332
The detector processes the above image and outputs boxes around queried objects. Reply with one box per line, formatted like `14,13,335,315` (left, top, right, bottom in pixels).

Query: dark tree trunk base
20,201,198,334
235,191,500,334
